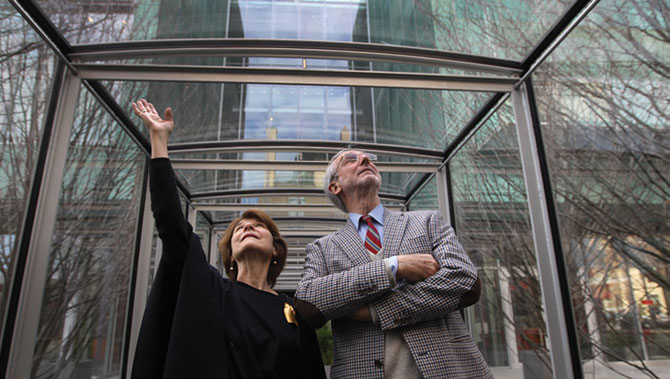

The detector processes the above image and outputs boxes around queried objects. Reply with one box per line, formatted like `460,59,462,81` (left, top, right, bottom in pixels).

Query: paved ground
490,359,670,378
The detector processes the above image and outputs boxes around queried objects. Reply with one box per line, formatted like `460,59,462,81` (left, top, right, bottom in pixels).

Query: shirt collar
349,203,385,228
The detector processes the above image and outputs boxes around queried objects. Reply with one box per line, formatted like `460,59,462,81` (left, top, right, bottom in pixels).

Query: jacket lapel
332,219,371,266
382,209,409,259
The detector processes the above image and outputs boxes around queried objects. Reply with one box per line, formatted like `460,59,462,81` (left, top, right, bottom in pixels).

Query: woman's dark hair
218,209,287,288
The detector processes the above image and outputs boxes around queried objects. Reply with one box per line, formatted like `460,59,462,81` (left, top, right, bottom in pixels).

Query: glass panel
0,2,54,339
175,168,424,202
534,0,670,376
36,0,568,60
107,80,492,148
407,176,438,211
31,87,145,378
451,100,553,376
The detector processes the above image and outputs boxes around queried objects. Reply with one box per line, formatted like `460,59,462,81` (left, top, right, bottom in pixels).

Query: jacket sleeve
131,158,196,378
149,158,192,278
297,318,327,378
294,238,394,328
371,212,480,331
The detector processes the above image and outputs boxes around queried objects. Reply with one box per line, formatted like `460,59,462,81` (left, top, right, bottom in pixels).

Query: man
295,150,492,378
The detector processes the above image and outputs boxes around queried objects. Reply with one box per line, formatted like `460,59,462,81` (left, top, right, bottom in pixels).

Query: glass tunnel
0,0,668,378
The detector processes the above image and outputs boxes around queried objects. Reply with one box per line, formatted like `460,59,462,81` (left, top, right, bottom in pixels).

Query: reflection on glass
31,89,145,378
451,101,553,376
36,0,568,60
0,3,54,339
407,176,437,211
110,81,491,150
534,0,670,375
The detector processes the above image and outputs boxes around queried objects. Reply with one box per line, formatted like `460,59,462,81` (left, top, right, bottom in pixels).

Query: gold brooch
284,302,299,326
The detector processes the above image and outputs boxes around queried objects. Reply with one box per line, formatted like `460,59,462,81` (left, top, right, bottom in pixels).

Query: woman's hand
132,99,173,158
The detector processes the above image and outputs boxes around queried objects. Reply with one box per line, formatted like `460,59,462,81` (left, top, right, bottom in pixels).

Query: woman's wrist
150,133,170,158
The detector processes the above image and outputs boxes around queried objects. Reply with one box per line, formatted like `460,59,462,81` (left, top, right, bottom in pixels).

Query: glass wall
533,0,670,375
451,100,553,377
30,88,146,378
3,0,668,378
0,2,55,336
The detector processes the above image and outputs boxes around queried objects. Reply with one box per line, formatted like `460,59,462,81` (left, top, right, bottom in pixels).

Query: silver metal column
125,182,155,378
6,71,81,379
435,166,451,226
209,228,219,268
511,83,575,379
187,205,197,228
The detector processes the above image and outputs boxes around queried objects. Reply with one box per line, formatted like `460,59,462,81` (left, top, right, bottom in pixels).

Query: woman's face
230,218,274,260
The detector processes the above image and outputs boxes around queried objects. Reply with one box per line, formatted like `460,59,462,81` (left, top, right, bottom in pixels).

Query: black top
131,158,325,378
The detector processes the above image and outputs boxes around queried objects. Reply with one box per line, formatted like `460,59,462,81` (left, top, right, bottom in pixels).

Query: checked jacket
295,209,493,379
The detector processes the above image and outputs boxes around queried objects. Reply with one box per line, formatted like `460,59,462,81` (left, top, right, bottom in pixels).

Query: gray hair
323,149,351,213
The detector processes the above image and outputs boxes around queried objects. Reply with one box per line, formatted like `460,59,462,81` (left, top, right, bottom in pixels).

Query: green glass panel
31,87,146,378
408,176,438,211
35,0,568,60
534,0,670,373
0,2,55,346
451,100,552,374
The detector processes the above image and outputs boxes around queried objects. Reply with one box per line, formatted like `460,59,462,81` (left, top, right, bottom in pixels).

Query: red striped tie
362,215,382,254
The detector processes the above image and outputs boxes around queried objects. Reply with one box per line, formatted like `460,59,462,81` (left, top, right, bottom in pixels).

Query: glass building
0,0,668,378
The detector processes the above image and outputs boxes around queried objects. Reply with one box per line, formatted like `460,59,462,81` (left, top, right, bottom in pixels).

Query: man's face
331,150,382,195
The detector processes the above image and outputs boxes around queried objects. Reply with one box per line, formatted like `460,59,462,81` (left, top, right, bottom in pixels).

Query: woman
131,99,325,378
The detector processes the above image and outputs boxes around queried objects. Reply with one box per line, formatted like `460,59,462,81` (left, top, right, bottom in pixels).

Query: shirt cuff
383,256,398,287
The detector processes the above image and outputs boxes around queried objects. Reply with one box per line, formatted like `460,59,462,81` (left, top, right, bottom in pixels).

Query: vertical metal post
498,263,521,368
624,261,649,360
187,206,197,229
124,161,153,378
209,228,219,268
5,69,81,379
511,82,582,379
435,166,451,226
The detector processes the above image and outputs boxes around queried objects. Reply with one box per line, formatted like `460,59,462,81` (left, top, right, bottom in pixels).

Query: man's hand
396,254,439,283
347,306,372,322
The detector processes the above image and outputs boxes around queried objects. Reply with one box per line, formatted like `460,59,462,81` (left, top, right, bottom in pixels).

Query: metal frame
191,188,405,202
74,63,517,92
70,39,522,76
0,60,65,376
171,159,439,173
168,139,444,160
4,0,602,377
193,203,403,213
4,68,81,379
511,83,579,379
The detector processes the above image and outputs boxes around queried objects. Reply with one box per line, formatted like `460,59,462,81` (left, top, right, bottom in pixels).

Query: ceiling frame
75,63,517,92
70,39,522,76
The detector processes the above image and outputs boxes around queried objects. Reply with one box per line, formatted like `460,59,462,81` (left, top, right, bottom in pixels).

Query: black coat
132,158,325,378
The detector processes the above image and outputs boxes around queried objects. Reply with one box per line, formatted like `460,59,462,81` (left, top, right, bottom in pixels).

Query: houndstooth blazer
295,209,493,379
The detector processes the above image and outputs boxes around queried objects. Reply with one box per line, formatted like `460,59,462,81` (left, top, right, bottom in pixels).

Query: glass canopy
2,1,668,379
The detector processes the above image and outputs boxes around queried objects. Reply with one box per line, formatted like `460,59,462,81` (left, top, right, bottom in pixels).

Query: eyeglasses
339,152,378,166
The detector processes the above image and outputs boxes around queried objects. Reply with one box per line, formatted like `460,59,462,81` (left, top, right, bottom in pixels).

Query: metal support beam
171,159,439,173
511,83,580,379
187,205,197,227
191,188,405,202
168,139,444,160
194,203,402,213
209,228,219,268
435,166,451,226
74,64,517,92
70,39,522,76
124,163,153,379
5,70,81,379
